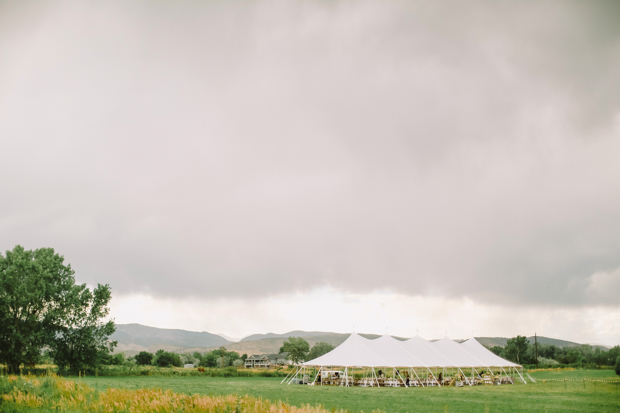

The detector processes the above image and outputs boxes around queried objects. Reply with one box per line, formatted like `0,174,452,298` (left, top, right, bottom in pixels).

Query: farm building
245,352,291,368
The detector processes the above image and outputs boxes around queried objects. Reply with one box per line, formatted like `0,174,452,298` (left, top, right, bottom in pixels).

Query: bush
155,352,182,368
136,351,154,366
233,359,244,367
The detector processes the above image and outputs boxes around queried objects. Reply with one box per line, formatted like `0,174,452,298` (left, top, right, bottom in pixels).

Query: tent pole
457,368,471,386
499,366,511,384
371,367,379,387
473,367,481,382
412,367,424,387
396,368,408,387
311,367,321,385
284,366,298,384
286,366,301,385
428,368,441,387
514,367,526,384
281,365,297,384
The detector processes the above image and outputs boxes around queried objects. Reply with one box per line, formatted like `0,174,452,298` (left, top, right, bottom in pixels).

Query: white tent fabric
429,336,486,367
460,337,520,368
303,333,519,368
365,334,428,367
398,335,454,367
302,332,389,367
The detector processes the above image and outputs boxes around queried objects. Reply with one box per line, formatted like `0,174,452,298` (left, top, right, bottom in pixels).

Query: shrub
136,351,154,366
155,352,182,368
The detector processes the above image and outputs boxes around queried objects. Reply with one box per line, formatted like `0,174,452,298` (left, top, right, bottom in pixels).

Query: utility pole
534,333,538,367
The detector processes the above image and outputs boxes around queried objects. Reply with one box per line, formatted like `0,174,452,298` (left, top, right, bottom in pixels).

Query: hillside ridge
111,324,595,356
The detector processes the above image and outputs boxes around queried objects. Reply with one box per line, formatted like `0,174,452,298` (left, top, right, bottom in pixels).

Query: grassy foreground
69,369,620,413
0,375,343,413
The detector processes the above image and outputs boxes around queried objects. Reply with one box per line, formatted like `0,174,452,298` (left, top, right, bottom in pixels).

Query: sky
1,0,620,345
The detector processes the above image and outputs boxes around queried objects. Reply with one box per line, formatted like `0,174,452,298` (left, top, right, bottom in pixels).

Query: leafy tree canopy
0,245,116,374
279,337,309,364
505,335,529,364
155,351,182,368
135,351,154,366
308,342,335,361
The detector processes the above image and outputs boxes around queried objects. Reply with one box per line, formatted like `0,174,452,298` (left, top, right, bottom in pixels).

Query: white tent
397,335,454,367
303,333,519,369
460,337,520,368
364,334,428,368
429,336,485,367
301,332,389,367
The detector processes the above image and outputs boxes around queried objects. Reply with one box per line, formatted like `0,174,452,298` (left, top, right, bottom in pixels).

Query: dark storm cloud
1,0,620,306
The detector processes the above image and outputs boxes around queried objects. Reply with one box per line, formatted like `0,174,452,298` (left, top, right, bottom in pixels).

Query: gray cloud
1,0,620,306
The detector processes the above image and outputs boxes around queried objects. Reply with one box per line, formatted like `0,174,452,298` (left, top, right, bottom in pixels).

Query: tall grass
10,365,291,378
0,375,350,413
94,366,289,378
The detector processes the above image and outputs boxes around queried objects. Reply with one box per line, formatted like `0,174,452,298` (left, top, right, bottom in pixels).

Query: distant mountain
110,324,601,356
216,333,242,343
241,331,332,342
111,324,231,355
475,336,595,349
226,332,407,355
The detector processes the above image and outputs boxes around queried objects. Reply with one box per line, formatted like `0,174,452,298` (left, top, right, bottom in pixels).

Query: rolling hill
111,324,231,355
241,331,332,342
110,324,598,356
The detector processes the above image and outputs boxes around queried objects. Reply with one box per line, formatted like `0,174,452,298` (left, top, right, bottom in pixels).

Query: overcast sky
2,0,620,345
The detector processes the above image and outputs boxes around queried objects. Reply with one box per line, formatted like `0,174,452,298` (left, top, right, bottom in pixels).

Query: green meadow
72,369,620,413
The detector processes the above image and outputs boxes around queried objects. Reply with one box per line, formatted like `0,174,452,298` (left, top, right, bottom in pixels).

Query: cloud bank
1,0,620,308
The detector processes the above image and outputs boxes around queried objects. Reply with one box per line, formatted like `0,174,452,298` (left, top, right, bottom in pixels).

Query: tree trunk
8,362,21,375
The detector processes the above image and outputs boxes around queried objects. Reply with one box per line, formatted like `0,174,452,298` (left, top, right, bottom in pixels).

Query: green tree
192,352,204,364
155,351,181,367
135,351,154,366
279,337,309,364
505,336,529,364
308,342,335,360
489,346,505,357
110,353,125,366
48,283,116,373
215,356,230,367
0,246,115,374
615,356,620,376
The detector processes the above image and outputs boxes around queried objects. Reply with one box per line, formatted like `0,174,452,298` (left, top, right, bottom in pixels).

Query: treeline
488,335,620,370
87,348,244,369
116,347,247,368
106,337,337,370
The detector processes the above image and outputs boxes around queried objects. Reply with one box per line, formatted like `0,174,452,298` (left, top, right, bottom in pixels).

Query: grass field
72,369,620,413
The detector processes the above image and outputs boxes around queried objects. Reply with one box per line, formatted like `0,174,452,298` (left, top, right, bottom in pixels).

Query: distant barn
245,352,291,368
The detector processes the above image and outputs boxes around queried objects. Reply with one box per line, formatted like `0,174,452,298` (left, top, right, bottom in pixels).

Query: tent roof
460,338,520,368
302,332,388,367
303,333,521,368
398,335,454,367
429,336,486,367
364,334,428,367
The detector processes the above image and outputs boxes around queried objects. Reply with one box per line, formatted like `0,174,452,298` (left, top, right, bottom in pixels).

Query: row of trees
131,347,246,368
121,339,334,369
489,335,620,370
0,246,117,374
